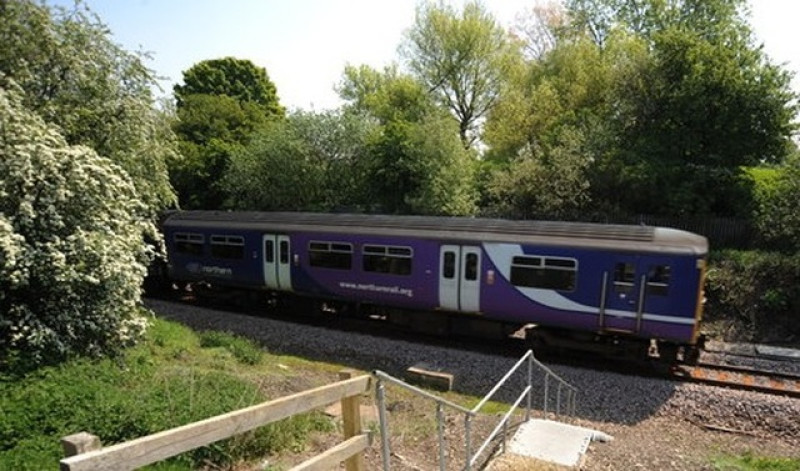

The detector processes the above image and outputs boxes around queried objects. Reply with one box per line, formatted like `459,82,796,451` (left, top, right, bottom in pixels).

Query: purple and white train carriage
161,211,708,361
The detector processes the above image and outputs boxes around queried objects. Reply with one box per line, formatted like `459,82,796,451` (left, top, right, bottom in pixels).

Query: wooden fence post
339,369,365,471
61,432,101,470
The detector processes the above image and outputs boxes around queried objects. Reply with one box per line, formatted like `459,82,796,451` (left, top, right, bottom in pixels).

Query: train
155,211,708,363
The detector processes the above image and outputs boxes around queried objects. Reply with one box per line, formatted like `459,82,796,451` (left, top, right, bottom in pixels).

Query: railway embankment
147,299,800,470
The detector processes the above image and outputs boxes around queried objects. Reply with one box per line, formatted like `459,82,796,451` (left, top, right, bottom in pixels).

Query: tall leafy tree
566,0,750,45
338,64,478,215
0,0,177,213
508,0,799,218
338,64,433,124
173,57,284,116
171,58,284,209
223,110,378,212
603,7,797,215
486,126,592,220
171,94,271,209
402,1,518,148
484,35,619,162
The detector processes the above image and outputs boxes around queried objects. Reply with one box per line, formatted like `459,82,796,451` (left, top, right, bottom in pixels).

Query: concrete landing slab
505,419,612,468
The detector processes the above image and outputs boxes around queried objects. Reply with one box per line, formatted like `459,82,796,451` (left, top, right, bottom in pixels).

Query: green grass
0,318,334,470
711,452,800,471
199,329,265,365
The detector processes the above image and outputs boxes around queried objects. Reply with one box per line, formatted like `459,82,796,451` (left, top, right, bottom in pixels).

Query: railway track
672,360,800,398
150,293,800,398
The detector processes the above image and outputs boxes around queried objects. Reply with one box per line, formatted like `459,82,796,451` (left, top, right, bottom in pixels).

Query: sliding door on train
438,245,481,313
262,234,292,291
601,256,644,333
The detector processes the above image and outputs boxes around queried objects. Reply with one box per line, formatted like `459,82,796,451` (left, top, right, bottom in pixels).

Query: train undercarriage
152,278,701,366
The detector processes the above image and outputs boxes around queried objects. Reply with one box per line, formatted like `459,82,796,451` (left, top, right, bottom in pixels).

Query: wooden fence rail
60,370,372,471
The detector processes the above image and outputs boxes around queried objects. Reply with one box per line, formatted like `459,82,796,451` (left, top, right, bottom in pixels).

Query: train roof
163,211,708,256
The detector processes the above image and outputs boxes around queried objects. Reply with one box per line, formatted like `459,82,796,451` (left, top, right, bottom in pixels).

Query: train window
264,240,274,263
174,233,204,255
443,251,456,279
210,235,244,259
646,265,670,296
308,241,353,270
510,255,576,291
279,240,289,264
465,253,478,281
363,244,412,276
613,263,635,294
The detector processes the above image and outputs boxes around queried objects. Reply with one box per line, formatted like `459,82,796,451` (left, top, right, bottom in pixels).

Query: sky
52,0,800,112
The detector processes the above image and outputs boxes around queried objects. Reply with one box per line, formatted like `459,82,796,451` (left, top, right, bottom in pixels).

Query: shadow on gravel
147,299,678,426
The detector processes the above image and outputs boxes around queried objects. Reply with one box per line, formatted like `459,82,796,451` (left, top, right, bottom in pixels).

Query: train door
600,256,644,333
439,245,481,313
262,234,293,291
639,257,674,318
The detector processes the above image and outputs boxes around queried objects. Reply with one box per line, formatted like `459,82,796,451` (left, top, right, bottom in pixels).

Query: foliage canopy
402,0,517,148
339,65,478,215
487,0,797,218
171,93,273,209
0,0,178,214
170,58,285,209
173,57,284,117
223,109,378,212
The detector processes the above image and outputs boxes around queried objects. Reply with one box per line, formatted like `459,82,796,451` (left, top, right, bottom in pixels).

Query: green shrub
705,250,800,343
747,158,800,252
0,85,154,371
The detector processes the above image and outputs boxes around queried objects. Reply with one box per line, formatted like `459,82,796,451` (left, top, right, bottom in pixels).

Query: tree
171,93,271,209
399,112,478,216
491,0,798,218
0,0,177,214
171,58,284,209
512,1,566,60
223,110,378,212
337,64,434,124
338,64,478,215
484,35,618,162
566,0,750,45
0,84,154,369
485,126,591,220
173,57,284,116
402,1,518,148
603,25,796,216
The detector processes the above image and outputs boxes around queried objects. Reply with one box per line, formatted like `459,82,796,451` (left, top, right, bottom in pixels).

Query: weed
199,330,265,365
711,451,800,471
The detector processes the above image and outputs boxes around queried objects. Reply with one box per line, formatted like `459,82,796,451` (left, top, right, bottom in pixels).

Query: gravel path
145,299,800,469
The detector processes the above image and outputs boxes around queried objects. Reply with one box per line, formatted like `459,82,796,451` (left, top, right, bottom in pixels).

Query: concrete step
491,419,612,469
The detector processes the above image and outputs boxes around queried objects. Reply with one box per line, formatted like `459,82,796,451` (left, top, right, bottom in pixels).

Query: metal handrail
372,349,579,471
468,385,531,468
471,349,533,414
373,370,472,415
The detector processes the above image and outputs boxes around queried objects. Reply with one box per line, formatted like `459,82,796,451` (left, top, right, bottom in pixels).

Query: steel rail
673,363,800,398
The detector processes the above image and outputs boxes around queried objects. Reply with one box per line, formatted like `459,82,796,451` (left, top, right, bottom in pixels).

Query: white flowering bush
0,85,155,369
